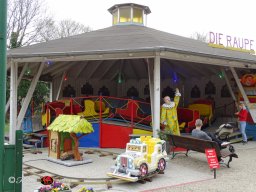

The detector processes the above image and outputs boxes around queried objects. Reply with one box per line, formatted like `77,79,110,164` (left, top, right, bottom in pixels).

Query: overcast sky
45,0,256,40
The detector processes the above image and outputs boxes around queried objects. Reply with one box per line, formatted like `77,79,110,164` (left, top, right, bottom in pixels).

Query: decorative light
46,60,53,66
25,68,31,75
64,74,68,81
218,71,224,79
173,72,178,83
117,72,124,84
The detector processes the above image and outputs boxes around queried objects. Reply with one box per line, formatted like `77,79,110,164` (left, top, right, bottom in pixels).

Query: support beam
87,60,103,79
184,62,210,76
163,51,256,69
153,55,161,138
9,61,18,144
5,63,28,114
49,82,53,102
6,61,10,70
221,69,237,102
56,72,65,100
111,71,119,81
117,60,125,96
111,60,124,81
130,60,140,80
164,59,190,79
42,62,67,75
16,63,44,130
99,60,117,80
230,67,256,122
50,62,76,76
146,58,154,126
12,51,156,63
230,67,249,105
74,61,88,79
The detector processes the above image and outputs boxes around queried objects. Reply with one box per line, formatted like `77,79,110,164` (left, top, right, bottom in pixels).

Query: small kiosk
47,115,94,164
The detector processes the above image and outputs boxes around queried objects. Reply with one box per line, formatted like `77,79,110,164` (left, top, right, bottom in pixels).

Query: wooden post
99,95,103,148
70,98,73,114
49,82,53,102
230,67,256,123
153,56,161,138
221,69,237,102
131,99,134,127
9,61,18,144
16,62,44,130
56,72,65,100
5,63,28,115
230,67,249,105
46,104,50,127
147,59,154,128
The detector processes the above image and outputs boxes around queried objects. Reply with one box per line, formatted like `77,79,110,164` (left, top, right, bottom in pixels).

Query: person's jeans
239,121,247,142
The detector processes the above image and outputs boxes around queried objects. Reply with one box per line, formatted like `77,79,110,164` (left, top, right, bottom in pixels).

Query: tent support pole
16,62,44,130
153,56,161,138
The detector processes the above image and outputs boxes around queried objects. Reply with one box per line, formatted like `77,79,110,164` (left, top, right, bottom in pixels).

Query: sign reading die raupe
205,148,220,179
208,32,255,54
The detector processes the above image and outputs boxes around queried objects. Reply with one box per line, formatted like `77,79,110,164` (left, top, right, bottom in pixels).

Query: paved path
23,142,256,192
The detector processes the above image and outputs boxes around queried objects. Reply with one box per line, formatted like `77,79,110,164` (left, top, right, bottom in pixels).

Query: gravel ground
155,142,256,192
23,142,256,192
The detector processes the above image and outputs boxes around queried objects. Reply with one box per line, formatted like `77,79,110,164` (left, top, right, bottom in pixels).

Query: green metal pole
0,0,7,191
15,130,23,191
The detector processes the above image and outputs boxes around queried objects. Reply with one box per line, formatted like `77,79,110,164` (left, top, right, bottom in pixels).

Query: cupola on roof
108,3,151,26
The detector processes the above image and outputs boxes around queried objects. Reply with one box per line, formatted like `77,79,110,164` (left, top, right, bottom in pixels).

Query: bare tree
37,19,92,42
56,19,92,39
191,32,208,43
7,0,47,48
7,0,92,48
36,17,58,42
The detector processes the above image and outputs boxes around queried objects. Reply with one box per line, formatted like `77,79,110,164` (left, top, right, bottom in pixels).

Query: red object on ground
205,148,220,169
101,123,132,148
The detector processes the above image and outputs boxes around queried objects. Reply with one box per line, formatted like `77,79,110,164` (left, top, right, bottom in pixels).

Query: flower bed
77,186,94,192
35,181,71,192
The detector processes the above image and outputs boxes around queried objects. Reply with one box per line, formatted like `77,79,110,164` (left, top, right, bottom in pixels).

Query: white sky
45,0,256,40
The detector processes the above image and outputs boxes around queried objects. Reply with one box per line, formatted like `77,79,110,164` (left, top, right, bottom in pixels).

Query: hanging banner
208,32,255,54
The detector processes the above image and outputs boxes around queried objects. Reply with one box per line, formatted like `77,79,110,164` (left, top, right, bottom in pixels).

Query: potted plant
158,129,172,154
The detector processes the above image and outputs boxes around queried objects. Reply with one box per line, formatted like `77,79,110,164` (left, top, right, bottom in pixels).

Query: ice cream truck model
107,136,168,182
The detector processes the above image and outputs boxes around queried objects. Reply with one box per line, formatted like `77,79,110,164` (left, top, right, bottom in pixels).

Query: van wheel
139,163,148,177
158,158,166,171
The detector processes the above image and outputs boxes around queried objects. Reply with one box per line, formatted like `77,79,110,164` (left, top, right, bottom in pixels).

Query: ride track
22,149,162,191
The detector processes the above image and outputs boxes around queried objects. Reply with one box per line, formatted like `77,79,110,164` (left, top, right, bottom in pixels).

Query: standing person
235,102,248,144
160,88,181,135
192,119,230,148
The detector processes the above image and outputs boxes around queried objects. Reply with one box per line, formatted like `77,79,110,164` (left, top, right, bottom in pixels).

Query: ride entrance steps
228,132,253,144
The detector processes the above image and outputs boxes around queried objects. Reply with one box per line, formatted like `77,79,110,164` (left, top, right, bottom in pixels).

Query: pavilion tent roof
7,25,256,64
